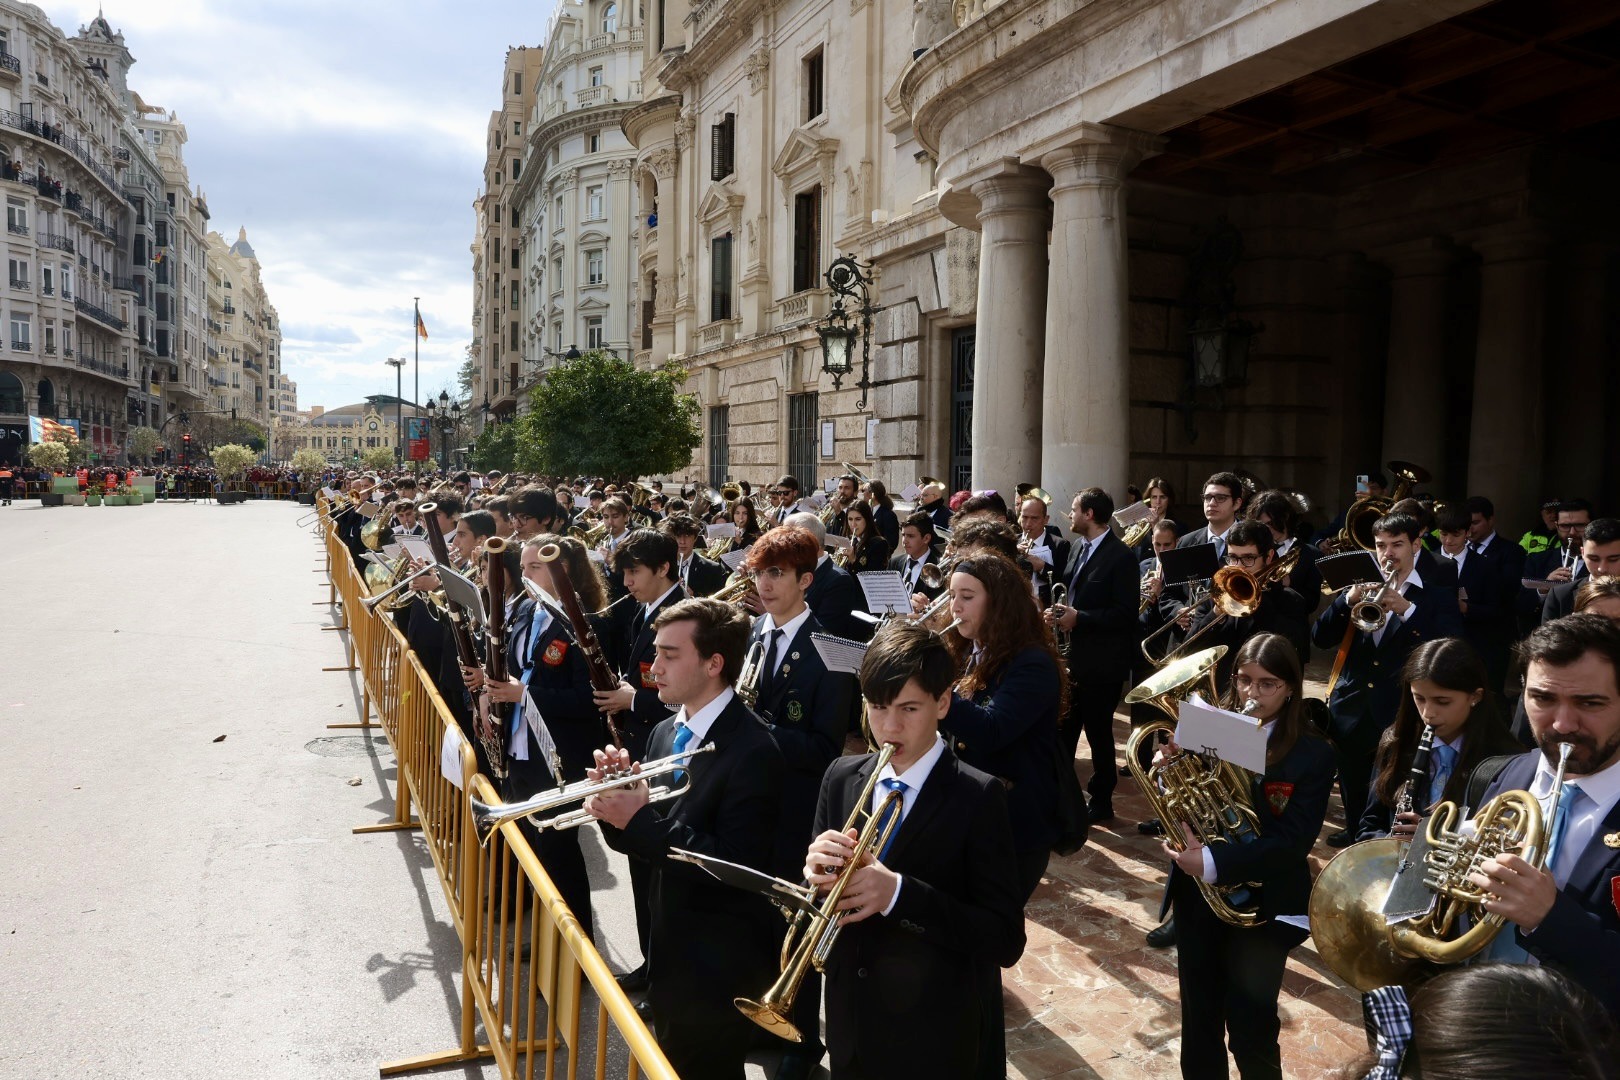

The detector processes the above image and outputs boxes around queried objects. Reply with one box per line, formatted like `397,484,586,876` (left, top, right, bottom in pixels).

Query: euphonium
1124,646,1265,927
1310,740,1569,991
712,570,759,607
735,743,905,1042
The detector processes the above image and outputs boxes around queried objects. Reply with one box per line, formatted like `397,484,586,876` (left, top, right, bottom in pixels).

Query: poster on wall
406,417,430,461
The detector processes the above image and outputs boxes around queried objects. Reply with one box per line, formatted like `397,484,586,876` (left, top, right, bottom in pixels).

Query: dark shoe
617,964,649,993
635,998,654,1022
1118,764,1131,776
1146,918,1176,949
1136,817,1165,836
775,1051,819,1080
1325,829,1355,849
1087,802,1115,824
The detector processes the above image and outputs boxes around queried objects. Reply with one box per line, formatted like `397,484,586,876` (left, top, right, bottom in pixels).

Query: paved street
0,499,1364,1079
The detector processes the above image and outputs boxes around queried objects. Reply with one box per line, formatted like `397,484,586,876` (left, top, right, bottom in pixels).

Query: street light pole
385,357,406,465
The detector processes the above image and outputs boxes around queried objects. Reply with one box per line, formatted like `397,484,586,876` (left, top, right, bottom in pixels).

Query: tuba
1310,740,1570,991
1124,646,1265,927
1324,460,1429,554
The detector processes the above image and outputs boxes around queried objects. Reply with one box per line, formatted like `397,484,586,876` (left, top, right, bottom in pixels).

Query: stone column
1034,124,1158,506
963,161,1049,492
1466,224,1549,532
1377,238,1453,491
1544,244,1607,504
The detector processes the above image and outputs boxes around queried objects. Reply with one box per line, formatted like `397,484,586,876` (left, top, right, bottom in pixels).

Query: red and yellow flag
416,309,429,340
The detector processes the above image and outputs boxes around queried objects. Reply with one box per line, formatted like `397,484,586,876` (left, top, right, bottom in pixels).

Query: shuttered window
792,185,822,293
710,234,733,322
710,113,736,181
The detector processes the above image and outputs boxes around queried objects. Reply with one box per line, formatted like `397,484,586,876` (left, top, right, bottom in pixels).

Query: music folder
1158,542,1221,586
1318,551,1384,592
668,849,816,914
437,567,487,627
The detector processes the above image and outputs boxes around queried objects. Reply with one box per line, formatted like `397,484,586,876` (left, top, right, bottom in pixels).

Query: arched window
36,376,54,415
0,370,23,413
602,2,618,33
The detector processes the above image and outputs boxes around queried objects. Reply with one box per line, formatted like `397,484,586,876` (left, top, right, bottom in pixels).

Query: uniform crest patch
1604,832,1620,849
1264,781,1294,817
639,661,657,689
542,640,568,666
1611,876,1620,918
786,700,804,723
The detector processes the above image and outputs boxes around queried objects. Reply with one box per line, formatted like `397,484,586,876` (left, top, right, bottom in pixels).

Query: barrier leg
376,955,493,1075
353,770,417,833
329,684,378,730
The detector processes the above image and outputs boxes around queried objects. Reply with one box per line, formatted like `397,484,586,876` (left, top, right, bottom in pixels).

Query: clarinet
478,537,513,781
536,544,626,749
420,509,482,678
1395,723,1435,819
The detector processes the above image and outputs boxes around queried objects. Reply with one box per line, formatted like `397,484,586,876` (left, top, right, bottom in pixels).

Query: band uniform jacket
598,695,787,1042
1060,530,1141,685
805,557,866,641
748,612,855,875
1478,750,1620,1019
617,590,684,760
1309,581,1464,741
1450,547,1515,686
889,549,943,601
1415,546,1460,590
846,534,893,576
506,599,607,783
1541,579,1581,625
1185,585,1311,684
943,646,1064,855
678,552,729,598
1519,549,1582,631
872,503,900,550
923,500,953,534
815,748,1026,1077
1163,731,1335,948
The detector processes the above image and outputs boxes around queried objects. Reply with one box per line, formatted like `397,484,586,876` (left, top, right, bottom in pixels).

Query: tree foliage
129,426,162,463
210,443,257,480
361,446,397,473
469,421,518,473
26,440,69,472
290,448,328,475
516,353,700,478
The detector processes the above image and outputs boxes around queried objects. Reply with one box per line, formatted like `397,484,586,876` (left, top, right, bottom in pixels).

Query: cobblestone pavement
1004,664,1365,1080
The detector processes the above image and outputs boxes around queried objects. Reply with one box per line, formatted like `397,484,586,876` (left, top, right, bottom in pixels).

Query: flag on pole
29,415,79,443
416,306,429,340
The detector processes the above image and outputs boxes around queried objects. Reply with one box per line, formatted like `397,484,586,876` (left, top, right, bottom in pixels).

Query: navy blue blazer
1310,580,1464,739
943,645,1063,854
1164,732,1335,948
805,557,866,641
1058,530,1141,684
510,600,608,777
618,589,684,756
748,611,855,874
1479,751,1620,1019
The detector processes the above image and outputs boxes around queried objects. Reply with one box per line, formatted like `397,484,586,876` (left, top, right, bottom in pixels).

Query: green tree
360,446,396,473
210,443,257,481
290,448,327,475
128,426,162,463
517,352,700,477
26,440,69,472
468,421,517,472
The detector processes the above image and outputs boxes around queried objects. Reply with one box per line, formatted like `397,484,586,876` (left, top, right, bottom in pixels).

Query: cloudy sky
44,0,553,411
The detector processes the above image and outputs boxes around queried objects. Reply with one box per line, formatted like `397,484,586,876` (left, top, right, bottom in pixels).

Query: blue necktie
876,778,907,860
1427,742,1457,809
1545,781,1584,876
670,721,695,783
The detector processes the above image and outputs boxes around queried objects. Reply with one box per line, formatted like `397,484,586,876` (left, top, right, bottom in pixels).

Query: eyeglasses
749,566,792,581
1202,493,1233,504
1233,675,1285,695
1224,553,1264,567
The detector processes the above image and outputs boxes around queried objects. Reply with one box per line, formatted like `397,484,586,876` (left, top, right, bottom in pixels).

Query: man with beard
1466,613,1620,1021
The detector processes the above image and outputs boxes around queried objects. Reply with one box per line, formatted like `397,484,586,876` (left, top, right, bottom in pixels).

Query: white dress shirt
1370,564,1423,646
1529,750,1620,887
641,583,682,626
758,604,813,679
873,734,947,914
672,685,735,748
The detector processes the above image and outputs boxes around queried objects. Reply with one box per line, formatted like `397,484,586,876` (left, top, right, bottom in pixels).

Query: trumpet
1139,565,1162,614
361,561,439,611
1050,581,1071,656
468,743,716,843
1350,559,1400,633
736,743,904,1041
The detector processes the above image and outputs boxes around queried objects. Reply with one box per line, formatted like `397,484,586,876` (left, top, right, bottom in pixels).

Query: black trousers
1066,677,1126,806
1330,716,1382,833
654,1005,756,1080
974,845,1050,1080
1172,880,1291,1080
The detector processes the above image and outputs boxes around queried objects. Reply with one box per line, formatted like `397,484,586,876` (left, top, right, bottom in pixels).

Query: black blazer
889,548,943,600
617,588,684,758
1279,540,1323,612
1478,751,1620,1019
943,645,1063,854
1025,530,1071,583
805,557,865,640
1186,585,1311,683
1542,580,1580,625
923,500,952,533
815,748,1026,1076
1310,579,1464,739
1416,546,1459,590
678,552,728,597
1058,531,1141,684
599,694,787,1032
847,534,892,575
749,611,855,875
509,601,608,780
872,503,900,550
1165,732,1335,947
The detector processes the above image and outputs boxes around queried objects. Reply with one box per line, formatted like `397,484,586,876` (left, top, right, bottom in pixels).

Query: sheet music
824,533,853,552
857,570,913,614
1113,501,1152,528
824,477,838,493
437,567,487,626
811,632,870,675
1174,695,1267,774
720,547,751,571
523,693,561,782
396,536,434,564
381,543,403,559
440,725,468,790
357,501,381,519
900,483,922,502
706,522,738,539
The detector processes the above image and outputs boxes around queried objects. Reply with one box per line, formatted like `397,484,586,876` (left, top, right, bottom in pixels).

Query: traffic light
182,432,192,465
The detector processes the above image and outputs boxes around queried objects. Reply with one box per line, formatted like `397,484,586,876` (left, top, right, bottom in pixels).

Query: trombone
361,561,439,611
467,743,716,843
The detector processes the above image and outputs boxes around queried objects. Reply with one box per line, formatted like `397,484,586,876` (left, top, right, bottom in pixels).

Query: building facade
625,0,1620,533
471,47,544,423
0,4,142,466
205,227,281,428
271,399,421,464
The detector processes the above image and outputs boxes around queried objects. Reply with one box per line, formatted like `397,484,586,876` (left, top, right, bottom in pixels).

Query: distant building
272,397,423,464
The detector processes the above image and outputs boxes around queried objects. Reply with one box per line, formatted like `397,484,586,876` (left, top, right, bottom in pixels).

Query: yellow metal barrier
314,511,676,1079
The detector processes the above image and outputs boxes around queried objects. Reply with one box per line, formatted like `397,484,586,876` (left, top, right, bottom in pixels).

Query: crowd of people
317,464,1620,1080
